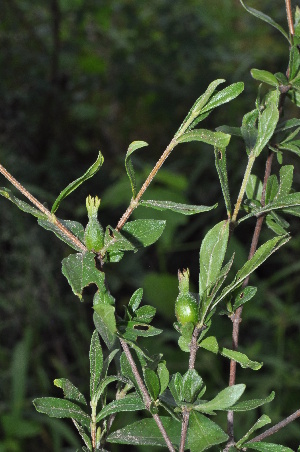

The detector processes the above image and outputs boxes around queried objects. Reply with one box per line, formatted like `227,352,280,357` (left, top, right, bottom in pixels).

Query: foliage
1,1,300,451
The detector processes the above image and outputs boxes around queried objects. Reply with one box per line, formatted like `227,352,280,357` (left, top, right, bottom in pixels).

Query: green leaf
244,442,294,452
177,129,231,148
92,375,123,405
236,415,271,447
175,79,226,136
139,199,217,215
122,219,166,248
214,147,231,216
276,165,293,198
51,151,104,214
169,373,183,405
93,306,117,350
246,175,263,201
231,391,275,412
213,235,290,307
289,45,300,81
157,362,169,395
53,379,87,405
38,218,85,252
187,411,228,452
0,187,47,219
241,109,259,154
72,419,92,450
62,252,114,303
199,221,229,301
251,69,279,87
107,417,181,447
182,370,203,403
128,288,143,312
239,193,300,223
200,82,244,114
275,118,300,133
96,394,145,422
118,320,162,340
239,0,289,42
194,384,245,413
33,397,90,428
233,286,257,310
220,348,262,370
120,352,139,391
125,141,148,198
144,368,160,400
89,330,103,400
199,336,219,354
103,226,136,253
254,100,280,156
134,305,156,323
265,175,279,204
216,125,242,137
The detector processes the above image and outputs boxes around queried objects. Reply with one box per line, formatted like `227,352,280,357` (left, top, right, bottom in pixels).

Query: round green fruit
175,293,198,325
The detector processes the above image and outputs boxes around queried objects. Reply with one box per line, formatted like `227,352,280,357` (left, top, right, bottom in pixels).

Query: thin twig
0,163,87,252
119,338,176,452
285,0,295,38
247,409,300,444
227,150,274,443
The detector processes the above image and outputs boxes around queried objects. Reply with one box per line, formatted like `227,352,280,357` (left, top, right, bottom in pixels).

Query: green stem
231,151,256,223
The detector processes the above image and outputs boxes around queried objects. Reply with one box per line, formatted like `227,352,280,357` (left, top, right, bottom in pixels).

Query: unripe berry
85,196,104,252
175,269,199,325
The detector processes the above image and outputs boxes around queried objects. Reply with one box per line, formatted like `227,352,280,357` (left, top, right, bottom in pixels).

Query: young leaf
33,397,90,428
199,336,219,354
125,141,148,198
239,0,289,42
236,415,271,447
243,442,294,452
122,219,166,248
214,147,231,216
194,384,245,413
177,129,231,148
107,417,181,447
51,151,104,214
0,187,47,219
96,394,145,422
139,199,217,215
251,69,279,87
230,391,275,412
220,348,262,370
134,305,156,323
187,411,228,452
200,82,244,114
89,330,103,400
254,100,280,156
143,368,160,401
54,379,87,405
199,221,229,301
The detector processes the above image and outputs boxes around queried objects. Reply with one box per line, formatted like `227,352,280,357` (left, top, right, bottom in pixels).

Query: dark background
1,1,300,450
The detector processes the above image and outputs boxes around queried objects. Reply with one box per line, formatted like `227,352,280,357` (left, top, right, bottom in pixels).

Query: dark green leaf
93,305,117,349
89,330,103,400
240,193,300,222
118,321,162,340
33,397,90,428
182,370,203,403
275,118,300,133
220,348,262,370
96,394,145,422
125,141,148,198
120,352,139,390
187,411,228,452
107,417,181,447
233,286,257,310
199,336,219,354
178,129,231,148
144,368,160,400
38,218,85,252
239,1,289,42
216,125,242,136
122,219,166,248
157,362,169,395
194,384,245,413
139,199,217,215
241,109,259,153
214,147,231,216
54,379,87,405
265,175,279,204
0,187,47,219
200,82,244,114
72,419,92,450
277,165,293,198
93,375,123,405
51,151,104,214
289,45,300,81
246,175,263,201
128,288,143,312
169,373,183,405
134,305,156,324
231,391,275,412
103,226,136,253
251,69,279,87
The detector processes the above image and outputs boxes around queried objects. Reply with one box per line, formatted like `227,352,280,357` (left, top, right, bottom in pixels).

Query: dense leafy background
1,0,300,450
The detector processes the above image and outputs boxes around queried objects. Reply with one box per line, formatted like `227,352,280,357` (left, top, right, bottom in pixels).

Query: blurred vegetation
1,0,300,450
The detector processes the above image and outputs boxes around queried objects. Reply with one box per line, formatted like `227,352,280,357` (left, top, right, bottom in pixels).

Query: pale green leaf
200,82,244,114
0,187,47,219
96,394,145,422
251,69,279,87
89,330,103,400
220,348,262,370
254,101,280,156
214,147,231,215
178,129,230,148
122,219,166,248
139,199,217,215
244,442,294,452
236,415,271,447
194,384,245,413
231,391,275,412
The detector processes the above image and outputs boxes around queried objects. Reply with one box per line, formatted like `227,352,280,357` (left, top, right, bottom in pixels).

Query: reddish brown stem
285,0,295,38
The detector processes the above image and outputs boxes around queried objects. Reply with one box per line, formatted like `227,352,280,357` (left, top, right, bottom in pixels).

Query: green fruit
175,292,198,325
85,195,105,251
